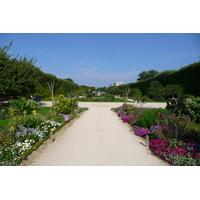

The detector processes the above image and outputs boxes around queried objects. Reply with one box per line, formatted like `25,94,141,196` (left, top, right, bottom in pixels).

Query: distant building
114,81,125,86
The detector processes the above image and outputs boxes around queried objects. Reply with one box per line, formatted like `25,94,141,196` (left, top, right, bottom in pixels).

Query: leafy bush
36,120,61,134
157,112,200,143
166,96,200,123
149,125,166,140
52,95,78,114
9,114,45,129
136,108,166,128
114,103,200,165
9,97,38,116
0,108,9,119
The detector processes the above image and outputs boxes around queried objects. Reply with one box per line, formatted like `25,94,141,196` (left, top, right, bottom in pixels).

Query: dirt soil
20,102,169,166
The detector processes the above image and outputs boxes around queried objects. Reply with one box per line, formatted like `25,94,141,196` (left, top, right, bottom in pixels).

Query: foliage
166,96,200,124
113,103,200,165
149,125,166,140
9,114,45,129
0,107,9,119
129,88,142,100
8,97,38,116
137,70,159,81
160,84,183,98
52,95,78,115
136,108,166,128
128,62,200,97
147,80,163,98
0,41,79,98
0,104,87,166
0,41,41,97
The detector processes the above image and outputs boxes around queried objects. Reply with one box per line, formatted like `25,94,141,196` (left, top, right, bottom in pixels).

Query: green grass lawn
0,107,52,128
37,107,51,113
0,118,9,127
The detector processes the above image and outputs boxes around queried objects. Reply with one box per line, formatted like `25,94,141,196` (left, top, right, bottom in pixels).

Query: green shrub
52,95,78,114
9,114,45,129
137,108,166,128
9,97,38,116
166,96,200,124
0,107,9,119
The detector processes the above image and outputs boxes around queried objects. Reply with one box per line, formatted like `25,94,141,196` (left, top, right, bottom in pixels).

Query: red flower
156,111,162,116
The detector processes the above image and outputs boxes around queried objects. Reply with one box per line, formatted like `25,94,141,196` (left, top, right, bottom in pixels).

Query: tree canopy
137,70,159,81
0,42,78,98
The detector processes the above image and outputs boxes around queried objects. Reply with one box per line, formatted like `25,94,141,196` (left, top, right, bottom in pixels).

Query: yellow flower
23,110,27,115
32,110,37,115
9,126,14,132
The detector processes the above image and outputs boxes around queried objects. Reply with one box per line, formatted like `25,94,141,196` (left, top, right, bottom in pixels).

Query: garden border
19,111,85,166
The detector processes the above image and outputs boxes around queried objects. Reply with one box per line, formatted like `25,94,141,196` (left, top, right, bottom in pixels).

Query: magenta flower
134,127,150,137
121,115,132,123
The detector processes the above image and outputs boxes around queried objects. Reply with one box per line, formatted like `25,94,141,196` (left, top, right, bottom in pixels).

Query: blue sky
1,33,200,87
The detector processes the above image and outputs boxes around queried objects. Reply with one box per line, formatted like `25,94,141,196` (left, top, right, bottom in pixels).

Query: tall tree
137,69,159,81
147,80,163,98
160,84,183,98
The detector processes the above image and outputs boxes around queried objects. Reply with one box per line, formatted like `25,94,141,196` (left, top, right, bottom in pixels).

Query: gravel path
21,102,168,166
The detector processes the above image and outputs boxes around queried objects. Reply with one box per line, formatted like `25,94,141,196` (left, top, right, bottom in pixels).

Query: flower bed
113,102,200,166
0,96,88,166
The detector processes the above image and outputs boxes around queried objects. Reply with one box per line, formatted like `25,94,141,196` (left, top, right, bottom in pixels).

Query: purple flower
121,115,132,123
134,127,150,137
59,113,70,121
63,114,70,121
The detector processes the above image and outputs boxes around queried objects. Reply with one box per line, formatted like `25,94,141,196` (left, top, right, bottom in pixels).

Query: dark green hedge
128,62,200,96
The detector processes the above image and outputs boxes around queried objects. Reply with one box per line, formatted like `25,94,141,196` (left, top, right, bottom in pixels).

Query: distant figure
171,97,177,105
35,96,41,106
30,95,35,101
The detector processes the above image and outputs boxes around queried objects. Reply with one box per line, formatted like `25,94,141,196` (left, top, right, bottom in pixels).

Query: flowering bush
149,125,166,140
9,114,45,130
53,95,78,114
0,125,46,165
36,120,61,134
166,96,200,123
113,103,200,165
60,114,70,122
136,108,166,128
0,96,88,165
121,115,132,123
9,97,38,116
149,139,200,166
134,127,150,137
14,139,35,154
157,112,200,143
15,125,45,140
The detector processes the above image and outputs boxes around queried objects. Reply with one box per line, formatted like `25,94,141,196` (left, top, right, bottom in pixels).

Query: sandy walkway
21,102,168,166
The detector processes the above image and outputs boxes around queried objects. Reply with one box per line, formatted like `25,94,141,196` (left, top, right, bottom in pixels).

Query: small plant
136,108,166,128
134,127,150,137
52,95,78,114
0,108,9,119
8,97,38,116
121,115,132,123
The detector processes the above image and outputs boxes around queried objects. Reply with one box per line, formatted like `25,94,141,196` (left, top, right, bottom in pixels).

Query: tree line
105,62,200,100
127,62,200,99
1,41,199,100
0,41,78,99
